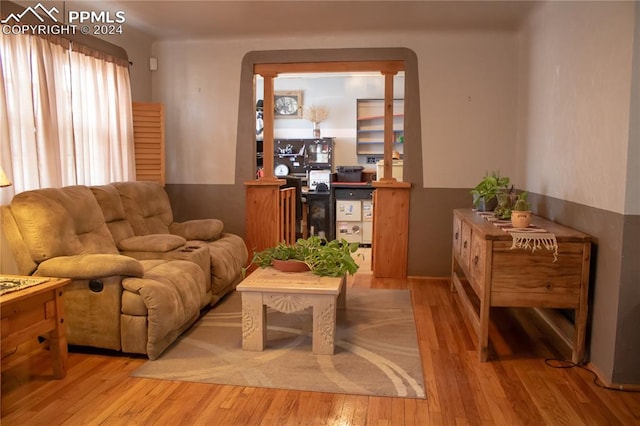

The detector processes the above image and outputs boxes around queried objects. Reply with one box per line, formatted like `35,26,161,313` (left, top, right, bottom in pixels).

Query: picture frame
274,90,303,118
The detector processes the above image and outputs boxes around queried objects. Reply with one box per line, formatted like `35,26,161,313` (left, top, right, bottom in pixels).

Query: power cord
545,358,640,393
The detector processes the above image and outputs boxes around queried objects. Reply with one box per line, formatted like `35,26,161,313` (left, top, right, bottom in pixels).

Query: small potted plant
251,236,360,277
493,186,516,219
470,172,510,212
511,191,532,228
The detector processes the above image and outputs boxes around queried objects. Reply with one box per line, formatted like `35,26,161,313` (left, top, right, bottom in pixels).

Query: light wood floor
2,274,639,425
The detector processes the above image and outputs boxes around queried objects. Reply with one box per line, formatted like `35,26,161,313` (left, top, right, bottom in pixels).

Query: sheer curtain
70,45,135,185
0,33,134,205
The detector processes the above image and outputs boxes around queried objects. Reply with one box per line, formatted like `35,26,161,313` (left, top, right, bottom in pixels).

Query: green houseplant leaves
470,171,510,211
251,236,361,277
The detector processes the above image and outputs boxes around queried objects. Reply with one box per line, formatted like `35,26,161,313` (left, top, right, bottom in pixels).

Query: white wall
151,30,519,187
517,1,636,215
107,26,155,102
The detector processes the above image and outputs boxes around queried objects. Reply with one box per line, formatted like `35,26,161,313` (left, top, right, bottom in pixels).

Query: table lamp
0,165,11,187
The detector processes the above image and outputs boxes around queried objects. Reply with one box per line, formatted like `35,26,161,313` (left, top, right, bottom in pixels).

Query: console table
450,209,591,363
1,276,70,378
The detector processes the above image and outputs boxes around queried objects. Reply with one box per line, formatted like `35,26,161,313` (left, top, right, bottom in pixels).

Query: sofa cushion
117,234,186,252
169,219,224,241
36,254,145,279
90,184,135,244
113,181,173,235
122,259,206,359
9,186,118,262
205,233,249,295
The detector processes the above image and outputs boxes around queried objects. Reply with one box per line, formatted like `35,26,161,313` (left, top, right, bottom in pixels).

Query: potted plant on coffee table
470,171,510,212
510,192,532,228
251,236,361,277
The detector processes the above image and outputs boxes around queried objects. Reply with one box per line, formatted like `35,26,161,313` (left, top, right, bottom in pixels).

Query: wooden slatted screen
132,102,165,185
279,187,296,245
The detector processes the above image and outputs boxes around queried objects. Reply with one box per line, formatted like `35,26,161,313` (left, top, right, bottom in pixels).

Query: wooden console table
450,209,591,363
1,276,71,378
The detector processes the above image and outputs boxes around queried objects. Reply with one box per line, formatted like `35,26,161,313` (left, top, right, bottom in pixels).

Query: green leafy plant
512,191,530,211
251,236,361,277
470,171,510,210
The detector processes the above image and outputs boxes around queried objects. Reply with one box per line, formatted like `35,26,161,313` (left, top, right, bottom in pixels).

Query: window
0,32,134,204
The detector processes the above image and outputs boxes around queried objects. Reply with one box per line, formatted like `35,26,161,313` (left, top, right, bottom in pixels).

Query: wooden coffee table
0,276,70,379
236,267,346,355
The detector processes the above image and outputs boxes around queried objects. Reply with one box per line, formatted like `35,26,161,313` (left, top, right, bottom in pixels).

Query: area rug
132,288,426,399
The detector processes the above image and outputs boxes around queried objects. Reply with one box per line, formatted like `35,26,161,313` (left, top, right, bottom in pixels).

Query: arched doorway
237,48,421,278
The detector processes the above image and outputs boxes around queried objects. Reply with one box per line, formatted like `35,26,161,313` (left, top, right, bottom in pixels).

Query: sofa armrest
169,219,224,241
35,254,144,280
117,234,186,252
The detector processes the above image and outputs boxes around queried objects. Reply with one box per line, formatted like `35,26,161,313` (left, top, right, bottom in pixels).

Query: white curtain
0,33,134,205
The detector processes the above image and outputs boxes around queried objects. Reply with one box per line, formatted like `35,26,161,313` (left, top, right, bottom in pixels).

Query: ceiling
72,0,538,41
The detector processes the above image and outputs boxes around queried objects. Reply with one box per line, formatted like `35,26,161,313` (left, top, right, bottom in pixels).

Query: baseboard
586,362,640,392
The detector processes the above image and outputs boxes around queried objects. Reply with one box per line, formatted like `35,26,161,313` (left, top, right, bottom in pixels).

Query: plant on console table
251,236,360,277
470,171,510,212
510,191,532,228
303,105,330,138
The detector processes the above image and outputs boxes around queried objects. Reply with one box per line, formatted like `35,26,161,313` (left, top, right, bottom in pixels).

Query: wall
103,26,154,102
152,31,519,243
152,31,518,187
518,1,639,385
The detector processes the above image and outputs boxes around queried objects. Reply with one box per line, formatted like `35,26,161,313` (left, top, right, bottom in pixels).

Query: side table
236,267,346,355
1,276,71,379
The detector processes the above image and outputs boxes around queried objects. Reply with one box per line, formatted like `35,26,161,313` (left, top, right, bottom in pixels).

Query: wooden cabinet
451,209,591,363
356,99,404,156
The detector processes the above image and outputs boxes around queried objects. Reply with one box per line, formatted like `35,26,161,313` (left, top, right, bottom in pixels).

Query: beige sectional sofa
1,182,248,359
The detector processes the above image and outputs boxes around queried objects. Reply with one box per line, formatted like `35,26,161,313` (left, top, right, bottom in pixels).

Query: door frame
237,48,422,277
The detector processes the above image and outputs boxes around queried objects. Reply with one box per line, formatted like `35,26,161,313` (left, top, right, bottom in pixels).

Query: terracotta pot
511,210,532,228
272,259,311,273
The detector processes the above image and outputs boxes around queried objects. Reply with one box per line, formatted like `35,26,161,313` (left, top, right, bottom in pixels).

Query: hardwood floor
2,274,639,425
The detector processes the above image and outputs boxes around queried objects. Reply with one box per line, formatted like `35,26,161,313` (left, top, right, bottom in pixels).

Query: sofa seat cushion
117,234,186,252
169,219,224,241
122,259,206,359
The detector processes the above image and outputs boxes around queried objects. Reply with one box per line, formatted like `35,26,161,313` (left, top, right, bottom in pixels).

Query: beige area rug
132,288,426,399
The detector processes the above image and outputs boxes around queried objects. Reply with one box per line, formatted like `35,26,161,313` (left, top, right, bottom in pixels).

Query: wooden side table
1,276,71,379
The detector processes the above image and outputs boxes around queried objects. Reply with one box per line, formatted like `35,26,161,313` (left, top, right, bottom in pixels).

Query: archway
237,48,422,278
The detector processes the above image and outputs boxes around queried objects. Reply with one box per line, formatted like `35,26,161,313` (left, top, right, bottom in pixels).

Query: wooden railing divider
279,187,296,245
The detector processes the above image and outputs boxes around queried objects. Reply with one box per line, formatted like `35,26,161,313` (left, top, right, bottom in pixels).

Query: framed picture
274,90,302,118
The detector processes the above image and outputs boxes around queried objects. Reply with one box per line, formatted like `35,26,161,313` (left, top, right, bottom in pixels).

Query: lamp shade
0,165,12,187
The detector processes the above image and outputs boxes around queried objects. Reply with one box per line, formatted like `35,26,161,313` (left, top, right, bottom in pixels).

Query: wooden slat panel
279,187,296,245
132,102,165,185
